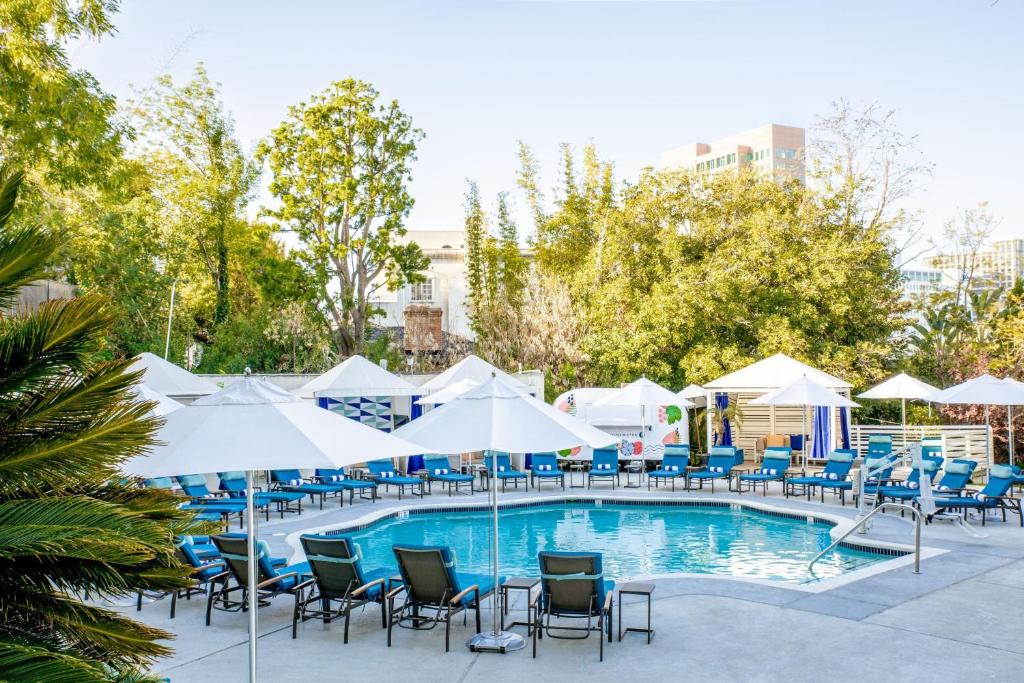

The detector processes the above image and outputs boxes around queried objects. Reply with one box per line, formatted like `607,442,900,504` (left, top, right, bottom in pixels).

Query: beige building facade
928,239,1024,291
660,123,806,183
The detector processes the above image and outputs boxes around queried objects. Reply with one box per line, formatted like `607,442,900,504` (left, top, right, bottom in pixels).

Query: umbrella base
467,630,526,653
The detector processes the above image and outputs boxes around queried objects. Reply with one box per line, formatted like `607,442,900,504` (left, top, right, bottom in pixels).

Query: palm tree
0,167,192,681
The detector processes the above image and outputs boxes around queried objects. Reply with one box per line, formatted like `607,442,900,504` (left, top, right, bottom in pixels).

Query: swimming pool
333,501,897,585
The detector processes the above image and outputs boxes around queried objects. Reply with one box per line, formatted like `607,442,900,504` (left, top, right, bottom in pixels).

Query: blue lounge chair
294,535,393,642
484,454,529,491
423,456,475,496
877,458,942,505
686,446,738,493
866,434,893,458
176,473,254,523
271,469,349,509
737,446,791,495
315,468,379,504
218,470,305,517
534,551,614,662
648,444,690,491
367,459,425,499
530,453,565,490
931,465,1022,526
138,535,227,618
388,544,500,652
588,448,620,489
1011,465,1024,494
784,449,856,501
852,456,897,508
206,534,313,626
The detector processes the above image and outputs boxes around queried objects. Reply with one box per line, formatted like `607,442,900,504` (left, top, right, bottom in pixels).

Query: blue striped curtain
812,406,830,459
407,396,425,473
839,407,851,449
715,393,732,446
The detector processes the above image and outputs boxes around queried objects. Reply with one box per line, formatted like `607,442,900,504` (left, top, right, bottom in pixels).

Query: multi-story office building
928,239,1024,291
660,123,806,183
900,268,945,300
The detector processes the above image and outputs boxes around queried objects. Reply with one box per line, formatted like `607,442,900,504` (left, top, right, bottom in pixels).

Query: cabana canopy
419,354,534,395
296,354,419,399
704,353,851,391
128,352,219,399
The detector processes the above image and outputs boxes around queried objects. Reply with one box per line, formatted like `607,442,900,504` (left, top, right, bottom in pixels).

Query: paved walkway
124,482,1024,682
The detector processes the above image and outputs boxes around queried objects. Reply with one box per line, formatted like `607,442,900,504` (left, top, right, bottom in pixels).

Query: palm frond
0,588,174,666
0,640,110,683
0,167,65,311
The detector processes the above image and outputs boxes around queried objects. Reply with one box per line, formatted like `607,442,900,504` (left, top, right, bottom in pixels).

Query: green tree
464,180,485,308
0,0,125,190
258,79,429,356
132,64,259,328
0,167,191,681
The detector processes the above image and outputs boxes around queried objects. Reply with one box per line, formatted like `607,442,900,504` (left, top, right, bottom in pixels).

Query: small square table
500,577,540,634
618,581,655,643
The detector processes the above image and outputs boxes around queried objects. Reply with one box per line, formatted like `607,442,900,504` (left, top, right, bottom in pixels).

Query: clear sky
71,0,1023,260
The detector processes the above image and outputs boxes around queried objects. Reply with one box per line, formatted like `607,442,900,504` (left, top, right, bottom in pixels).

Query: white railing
850,424,992,474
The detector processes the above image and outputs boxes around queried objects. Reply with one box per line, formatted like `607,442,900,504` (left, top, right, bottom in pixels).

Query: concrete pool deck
125,483,1024,681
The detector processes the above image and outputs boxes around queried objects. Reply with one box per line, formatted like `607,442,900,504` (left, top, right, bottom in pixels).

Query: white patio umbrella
679,383,707,402
133,383,184,417
124,374,423,683
594,378,694,435
128,351,219,399
750,376,860,467
857,373,940,448
415,378,479,405
419,354,533,395
927,374,1024,478
295,353,419,399
393,377,616,654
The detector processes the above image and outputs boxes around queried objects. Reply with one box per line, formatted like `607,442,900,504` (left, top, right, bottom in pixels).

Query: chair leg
170,590,177,619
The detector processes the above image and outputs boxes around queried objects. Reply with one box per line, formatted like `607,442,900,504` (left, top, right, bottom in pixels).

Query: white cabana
133,383,184,417
128,352,219,400
594,378,694,446
703,353,853,459
125,375,422,682
295,354,419,399
394,377,615,655
414,377,531,406
750,376,860,468
419,354,533,395
858,373,940,445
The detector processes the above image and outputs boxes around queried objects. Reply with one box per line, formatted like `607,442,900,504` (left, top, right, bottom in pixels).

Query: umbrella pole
803,406,808,469
467,450,524,653
1010,406,1015,466
245,470,258,683
985,405,991,482
901,398,907,453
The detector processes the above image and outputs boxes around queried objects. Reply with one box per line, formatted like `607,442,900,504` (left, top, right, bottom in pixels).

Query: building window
410,280,434,302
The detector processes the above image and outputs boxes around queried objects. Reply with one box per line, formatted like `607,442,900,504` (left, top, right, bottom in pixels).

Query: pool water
339,502,893,584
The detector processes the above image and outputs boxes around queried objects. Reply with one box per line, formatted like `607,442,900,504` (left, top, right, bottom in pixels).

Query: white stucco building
370,229,474,344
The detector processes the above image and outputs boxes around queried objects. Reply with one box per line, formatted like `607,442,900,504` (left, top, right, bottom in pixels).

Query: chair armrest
385,585,406,600
295,577,316,592
450,584,479,605
351,577,385,598
257,571,297,589
603,590,613,612
193,560,225,575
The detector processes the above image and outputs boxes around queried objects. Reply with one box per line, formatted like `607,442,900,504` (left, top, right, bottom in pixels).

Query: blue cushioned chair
388,544,500,652
588,448,620,489
686,446,738,493
218,470,305,518
207,534,313,626
648,444,690,491
423,456,475,496
138,535,228,619
534,551,614,662
271,469,349,509
315,468,379,504
737,446,791,495
785,449,856,501
367,459,425,499
877,458,942,505
931,465,1022,526
852,456,897,508
294,535,394,642
1011,465,1024,494
530,453,565,490
485,454,529,491
866,434,893,457
176,473,252,524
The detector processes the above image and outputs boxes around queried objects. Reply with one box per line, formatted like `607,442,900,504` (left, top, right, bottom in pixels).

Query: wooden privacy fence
850,424,993,473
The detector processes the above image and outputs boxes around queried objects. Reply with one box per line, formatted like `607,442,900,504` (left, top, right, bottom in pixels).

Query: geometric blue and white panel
319,395,392,432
